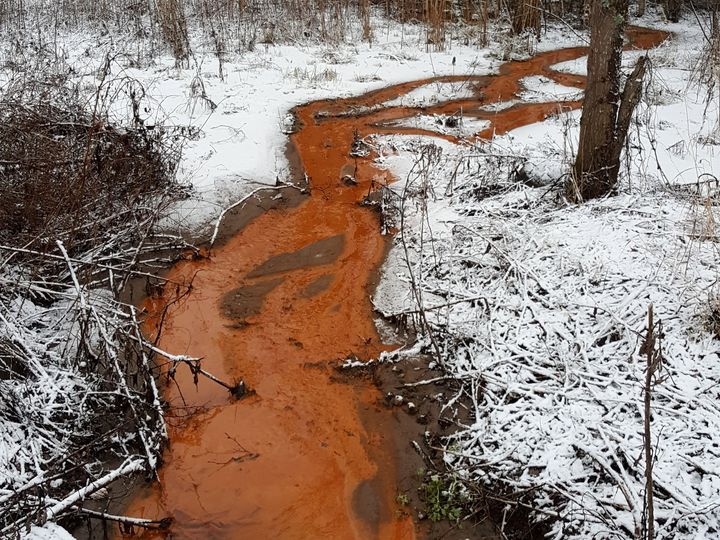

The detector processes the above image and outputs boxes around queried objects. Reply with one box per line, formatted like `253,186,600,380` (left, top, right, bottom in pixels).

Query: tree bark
507,0,541,36
637,0,646,17
664,0,683,22
612,56,647,166
570,0,647,202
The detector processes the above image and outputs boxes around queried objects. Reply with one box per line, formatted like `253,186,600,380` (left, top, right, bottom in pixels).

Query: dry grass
0,78,181,258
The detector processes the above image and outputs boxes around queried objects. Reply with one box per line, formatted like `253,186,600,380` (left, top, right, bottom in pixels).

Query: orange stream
125,27,667,540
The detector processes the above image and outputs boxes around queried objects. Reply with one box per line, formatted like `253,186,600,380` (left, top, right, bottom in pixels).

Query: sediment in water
121,26,669,540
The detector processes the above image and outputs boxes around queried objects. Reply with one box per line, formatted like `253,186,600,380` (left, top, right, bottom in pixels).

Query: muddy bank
343,357,506,540
118,25,669,540
207,142,310,249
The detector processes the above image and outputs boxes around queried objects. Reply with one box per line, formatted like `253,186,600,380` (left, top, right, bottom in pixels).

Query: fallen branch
209,183,306,247
44,459,146,521
133,337,246,398
64,506,172,530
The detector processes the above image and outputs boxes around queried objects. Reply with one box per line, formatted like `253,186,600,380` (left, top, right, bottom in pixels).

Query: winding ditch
124,26,668,540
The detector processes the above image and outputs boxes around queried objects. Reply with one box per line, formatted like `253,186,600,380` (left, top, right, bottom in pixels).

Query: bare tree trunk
637,0,646,17
507,0,541,36
612,56,647,165
664,0,683,22
570,0,647,202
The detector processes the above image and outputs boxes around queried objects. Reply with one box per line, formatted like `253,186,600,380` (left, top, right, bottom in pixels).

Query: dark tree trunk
507,0,541,36
637,0,646,17
664,0,683,22
570,0,647,202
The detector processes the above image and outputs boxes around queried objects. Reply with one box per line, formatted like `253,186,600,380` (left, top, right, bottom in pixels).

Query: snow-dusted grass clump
23,522,75,540
517,75,582,102
380,113,491,138
383,81,480,108
0,280,163,536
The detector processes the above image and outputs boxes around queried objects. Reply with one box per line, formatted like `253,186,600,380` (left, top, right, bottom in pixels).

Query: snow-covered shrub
0,74,189,536
375,137,720,540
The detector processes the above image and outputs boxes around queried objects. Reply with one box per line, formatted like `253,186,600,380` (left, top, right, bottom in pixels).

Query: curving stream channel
124,27,667,540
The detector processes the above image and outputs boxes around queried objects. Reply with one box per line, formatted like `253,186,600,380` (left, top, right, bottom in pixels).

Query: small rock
350,139,370,157
341,174,357,186
393,394,404,406
417,511,427,521
281,112,298,134
232,380,247,399
444,115,459,128
416,414,429,425
407,402,417,415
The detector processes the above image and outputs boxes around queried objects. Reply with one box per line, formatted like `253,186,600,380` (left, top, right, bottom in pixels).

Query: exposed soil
120,26,669,540
345,358,507,540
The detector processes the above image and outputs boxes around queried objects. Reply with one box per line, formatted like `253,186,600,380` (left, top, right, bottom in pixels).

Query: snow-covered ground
0,9,597,241
0,9,596,240
382,80,480,107
1,17,519,239
380,113,491,137
373,14,720,540
2,5,719,538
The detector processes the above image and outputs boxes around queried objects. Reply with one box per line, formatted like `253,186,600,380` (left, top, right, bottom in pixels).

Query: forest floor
2,6,719,540
371,13,720,540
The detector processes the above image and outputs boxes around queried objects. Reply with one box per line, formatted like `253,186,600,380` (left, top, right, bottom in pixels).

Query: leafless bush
0,74,196,535
692,7,720,140
705,293,720,337
0,81,181,259
200,0,227,79
425,0,449,51
0,0,515,60
507,0,541,37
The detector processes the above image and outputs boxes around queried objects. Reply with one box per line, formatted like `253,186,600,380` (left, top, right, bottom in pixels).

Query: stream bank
120,25,669,540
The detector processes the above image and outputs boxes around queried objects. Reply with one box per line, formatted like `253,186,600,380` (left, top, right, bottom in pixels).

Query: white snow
382,80,480,108
2,4,719,538
379,114,491,138
517,75,582,102
22,523,74,540
372,12,720,540
0,18,499,238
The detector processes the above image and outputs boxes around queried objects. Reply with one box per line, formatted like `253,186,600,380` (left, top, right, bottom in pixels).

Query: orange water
124,26,668,540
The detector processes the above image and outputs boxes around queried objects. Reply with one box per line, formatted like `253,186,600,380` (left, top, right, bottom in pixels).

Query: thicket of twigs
692,5,720,142
0,0,591,59
0,70,195,535
0,0,711,64
0,82,179,255
374,133,720,539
